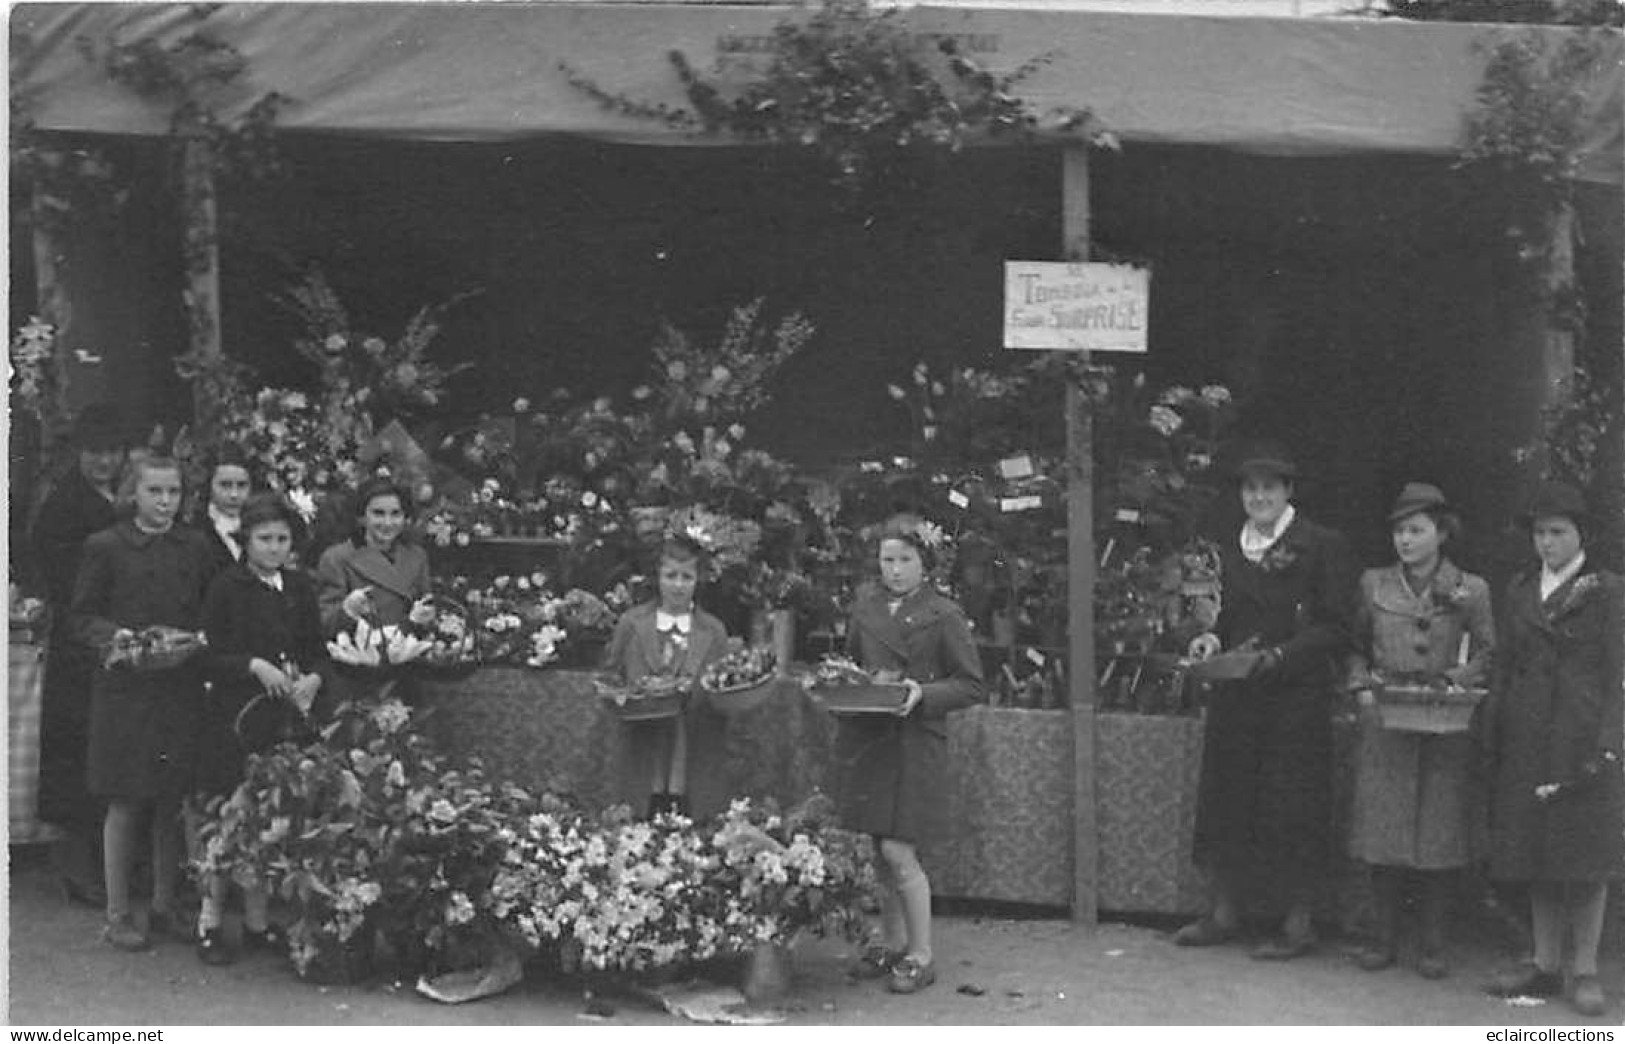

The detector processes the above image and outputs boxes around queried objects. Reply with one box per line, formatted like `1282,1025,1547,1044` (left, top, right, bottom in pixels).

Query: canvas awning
11,2,1623,183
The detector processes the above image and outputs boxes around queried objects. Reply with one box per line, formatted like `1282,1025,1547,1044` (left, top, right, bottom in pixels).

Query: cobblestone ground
6,849,1620,1026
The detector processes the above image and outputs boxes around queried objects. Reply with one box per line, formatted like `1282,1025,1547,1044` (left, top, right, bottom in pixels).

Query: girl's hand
250,658,292,696
1354,687,1381,729
288,674,321,715
894,679,923,718
342,587,375,621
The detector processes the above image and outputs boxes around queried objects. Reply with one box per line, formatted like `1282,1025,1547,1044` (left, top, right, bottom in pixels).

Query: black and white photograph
7,0,1624,1029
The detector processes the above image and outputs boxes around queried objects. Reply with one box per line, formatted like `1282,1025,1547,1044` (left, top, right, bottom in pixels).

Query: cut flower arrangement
442,574,616,669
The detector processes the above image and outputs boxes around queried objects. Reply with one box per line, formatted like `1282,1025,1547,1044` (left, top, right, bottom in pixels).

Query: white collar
209,503,240,532
253,569,284,592
1540,551,1586,601
1240,503,1295,562
655,609,692,634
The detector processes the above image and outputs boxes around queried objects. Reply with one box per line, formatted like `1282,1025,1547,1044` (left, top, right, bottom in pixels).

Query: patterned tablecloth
8,641,46,842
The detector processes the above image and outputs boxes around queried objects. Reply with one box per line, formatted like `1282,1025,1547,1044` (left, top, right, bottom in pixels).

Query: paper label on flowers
1003,262,1149,352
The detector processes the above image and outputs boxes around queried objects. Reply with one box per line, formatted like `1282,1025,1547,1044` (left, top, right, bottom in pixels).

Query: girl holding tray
195,493,328,965
70,456,215,952
1482,481,1622,1017
602,532,728,819
1345,482,1494,979
833,514,984,995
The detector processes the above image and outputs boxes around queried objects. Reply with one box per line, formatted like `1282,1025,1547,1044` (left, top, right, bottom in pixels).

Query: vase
739,940,791,1005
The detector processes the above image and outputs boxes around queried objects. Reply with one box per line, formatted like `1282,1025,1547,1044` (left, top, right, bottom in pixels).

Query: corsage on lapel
1258,539,1301,574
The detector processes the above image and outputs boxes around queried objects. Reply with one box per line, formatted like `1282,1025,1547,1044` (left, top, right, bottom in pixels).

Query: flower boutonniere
1430,577,1473,614
1258,541,1300,574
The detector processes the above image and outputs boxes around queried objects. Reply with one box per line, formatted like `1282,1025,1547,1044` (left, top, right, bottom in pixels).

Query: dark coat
29,471,119,827
315,538,432,635
833,583,985,844
69,522,215,803
1482,563,1624,882
1193,513,1356,890
197,564,329,798
603,601,729,810
194,518,243,575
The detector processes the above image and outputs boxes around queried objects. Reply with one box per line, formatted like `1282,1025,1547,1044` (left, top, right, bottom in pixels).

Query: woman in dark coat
1483,482,1622,1018
30,404,126,903
70,456,214,951
832,514,984,994
191,446,255,575
1176,444,1356,959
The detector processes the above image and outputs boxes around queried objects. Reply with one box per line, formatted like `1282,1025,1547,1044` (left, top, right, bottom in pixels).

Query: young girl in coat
601,534,728,818
195,493,328,965
70,456,215,951
1483,482,1622,1017
833,514,984,994
194,447,255,574
315,476,432,635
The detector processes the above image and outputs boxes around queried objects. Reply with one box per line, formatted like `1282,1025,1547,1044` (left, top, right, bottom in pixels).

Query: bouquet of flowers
447,575,617,669
326,618,435,669
403,595,479,673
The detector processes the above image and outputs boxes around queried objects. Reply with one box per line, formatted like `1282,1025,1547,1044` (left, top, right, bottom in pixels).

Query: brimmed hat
1388,482,1449,523
71,403,124,452
1521,480,1588,528
1234,441,1298,482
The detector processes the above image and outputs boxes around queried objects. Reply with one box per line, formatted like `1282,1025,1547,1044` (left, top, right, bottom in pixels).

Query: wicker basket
813,682,913,716
701,675,777,716
1375,684,1486,734
594,677,686,721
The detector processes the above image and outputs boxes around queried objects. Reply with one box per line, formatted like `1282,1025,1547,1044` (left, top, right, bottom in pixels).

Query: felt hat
1234,441,1298,482
1521,480,1588,528
1388,482,1449,523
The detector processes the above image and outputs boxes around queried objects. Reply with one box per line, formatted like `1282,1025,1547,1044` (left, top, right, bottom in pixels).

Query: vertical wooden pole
1062,143,1098,925
182,136,223,444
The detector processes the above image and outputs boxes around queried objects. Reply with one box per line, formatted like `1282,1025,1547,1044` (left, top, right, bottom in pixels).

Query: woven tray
813,682,912,715
1181,649,1264,683
1376,684,1486,734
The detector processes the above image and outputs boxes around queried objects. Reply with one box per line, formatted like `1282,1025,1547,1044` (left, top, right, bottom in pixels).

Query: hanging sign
1003,262,1150,353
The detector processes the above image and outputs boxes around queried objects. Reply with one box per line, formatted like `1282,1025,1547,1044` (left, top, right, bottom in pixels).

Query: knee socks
102,801,141,921
1530,883,1566,974
1569,882,1607,977
880,838,933,963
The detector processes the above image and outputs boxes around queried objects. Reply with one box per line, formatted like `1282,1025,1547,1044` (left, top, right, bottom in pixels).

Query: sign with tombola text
1003,262,1150,352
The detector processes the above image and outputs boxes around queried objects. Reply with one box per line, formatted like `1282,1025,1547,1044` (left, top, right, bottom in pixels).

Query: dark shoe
1487,961,1563,998
1571,975,1607,1017
1251,929,1316,961
1356,945,1396,972
850,944,901,980
242,924,288,957
195,927,234,966
1173,918,1240,947
147,908,196,944
102,915,151,952
886,955,937,994
1417,951,1449,980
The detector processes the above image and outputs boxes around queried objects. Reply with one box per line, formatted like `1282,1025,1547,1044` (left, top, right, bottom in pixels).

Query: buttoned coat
69,522,215,802
1193,513,1356,889
832,583,985,843
1346,560,1494,868
30,471,119,826
602,601,730,812
314,538,432,635
1482,563,1623,882
197,564,329,797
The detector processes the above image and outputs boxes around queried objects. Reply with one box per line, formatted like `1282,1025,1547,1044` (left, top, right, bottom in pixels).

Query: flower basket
1375,684,1486,735
699,645,778,716
593,675,686,722
814,682,912,716
1180,649,1264,683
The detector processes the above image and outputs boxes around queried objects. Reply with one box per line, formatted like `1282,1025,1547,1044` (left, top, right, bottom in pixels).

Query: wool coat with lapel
30,471,119,826
602,601,729,811
833,583,984,843
314,538,432,635
69,521,216,802
1346,559,1495,869
197,563,329,798
1482,562,1623,882
1193,512,1356,890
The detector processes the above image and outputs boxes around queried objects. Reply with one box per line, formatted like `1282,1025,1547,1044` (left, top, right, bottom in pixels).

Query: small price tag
1025,647,1047,667
859,461,883,473
948,489,970,510
1114,507,1142,524
998,454,1036,480
1001,495,1044,513
892,456,914,469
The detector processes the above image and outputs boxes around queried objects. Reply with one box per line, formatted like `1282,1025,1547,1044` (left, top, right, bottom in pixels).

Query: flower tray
102,626,208,672
594,678,686,722
701,675,777,716
813,682,912,716
1375,684,1485,734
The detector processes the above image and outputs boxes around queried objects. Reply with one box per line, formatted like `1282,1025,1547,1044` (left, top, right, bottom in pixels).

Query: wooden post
181,135,223,444
31,182,74,469
1062,143,1099,925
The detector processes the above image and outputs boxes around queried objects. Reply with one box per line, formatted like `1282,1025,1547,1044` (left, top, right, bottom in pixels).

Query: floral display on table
440,574,616,669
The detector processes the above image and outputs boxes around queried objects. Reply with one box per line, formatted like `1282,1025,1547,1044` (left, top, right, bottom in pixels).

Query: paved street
7,848,1620,1026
